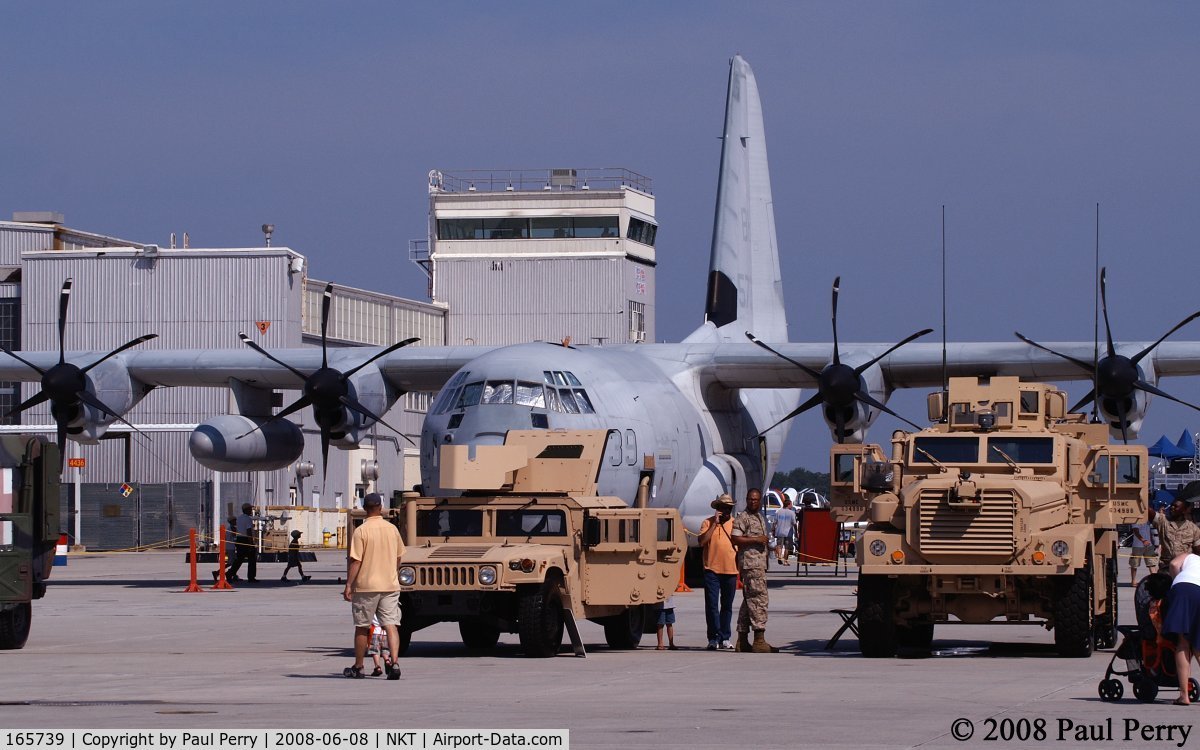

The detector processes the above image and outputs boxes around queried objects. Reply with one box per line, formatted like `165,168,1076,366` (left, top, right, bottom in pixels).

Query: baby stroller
1098,574,1200,703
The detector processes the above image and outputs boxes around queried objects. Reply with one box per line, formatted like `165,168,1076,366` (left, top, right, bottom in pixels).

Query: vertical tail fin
690,55,787,344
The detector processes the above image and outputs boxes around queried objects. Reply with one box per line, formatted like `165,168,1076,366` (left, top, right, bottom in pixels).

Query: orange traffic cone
675,561,692,593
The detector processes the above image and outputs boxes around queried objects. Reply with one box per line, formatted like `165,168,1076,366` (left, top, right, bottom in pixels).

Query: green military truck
830,376,1145,658
0,436,61,649
350,429,684,657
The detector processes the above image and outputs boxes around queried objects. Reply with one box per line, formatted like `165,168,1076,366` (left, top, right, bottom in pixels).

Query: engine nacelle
324,365,395,448
821,361,887,443
190,415,304,471
1096,359,1153,440
65,357,144,442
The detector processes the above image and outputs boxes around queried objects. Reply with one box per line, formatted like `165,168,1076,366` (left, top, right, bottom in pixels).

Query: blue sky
3,2,1200,471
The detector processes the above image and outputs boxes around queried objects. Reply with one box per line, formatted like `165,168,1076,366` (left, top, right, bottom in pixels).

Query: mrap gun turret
0,436,61,649
830,376,1145,658
350,429,684,658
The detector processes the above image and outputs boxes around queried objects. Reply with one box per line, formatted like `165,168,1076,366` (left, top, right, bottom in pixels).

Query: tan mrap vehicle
829,376,1147,658
351,429,684,658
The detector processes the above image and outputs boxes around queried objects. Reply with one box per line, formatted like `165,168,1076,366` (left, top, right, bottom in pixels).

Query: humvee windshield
912,436,979,464
496,509,567,537
987,437,1054,464
417,509,484,537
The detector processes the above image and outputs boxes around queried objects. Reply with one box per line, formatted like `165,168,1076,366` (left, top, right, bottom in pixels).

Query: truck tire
518,576,564,658
1054,560,1095,658
858,575,897,658
896,621,934,651
602,605,645,649
0,603,31,650
459,619,501,650
1094,556,1118,650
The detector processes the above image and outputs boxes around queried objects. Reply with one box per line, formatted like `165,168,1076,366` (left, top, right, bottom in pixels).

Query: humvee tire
897,619,934,651
602,605,645,649
0,603,31,650
1054,559,1095,657
857,574,897,658
459,619,501,650
1094,556,1118,650
518,574,565,658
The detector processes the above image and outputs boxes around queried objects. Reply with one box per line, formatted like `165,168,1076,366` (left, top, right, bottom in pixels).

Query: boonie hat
711,493,735,510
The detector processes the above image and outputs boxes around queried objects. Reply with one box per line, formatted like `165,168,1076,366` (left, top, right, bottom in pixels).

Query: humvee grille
917,488,1017,556
416,565,477,587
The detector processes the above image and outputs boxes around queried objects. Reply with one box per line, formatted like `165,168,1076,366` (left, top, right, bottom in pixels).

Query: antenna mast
941,205,948,422
1093,203,1100,423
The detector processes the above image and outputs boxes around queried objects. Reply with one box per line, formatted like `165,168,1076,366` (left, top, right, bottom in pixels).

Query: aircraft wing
0,345,492,392
655,340,1200,390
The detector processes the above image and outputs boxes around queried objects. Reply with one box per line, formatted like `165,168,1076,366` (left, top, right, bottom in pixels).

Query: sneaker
302,575,312,582
386,662,402,680
719,640,734,650
707,640,718,651
280,576,288,582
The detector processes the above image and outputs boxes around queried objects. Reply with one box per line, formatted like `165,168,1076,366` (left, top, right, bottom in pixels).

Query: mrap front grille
917,488,1017,556
416,565,478,588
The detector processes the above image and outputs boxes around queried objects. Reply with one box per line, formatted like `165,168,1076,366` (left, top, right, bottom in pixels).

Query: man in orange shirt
699,494,738,650
343,493,405,679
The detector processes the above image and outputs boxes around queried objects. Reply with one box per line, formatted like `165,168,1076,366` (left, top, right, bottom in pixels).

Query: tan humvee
830,376,1146,658
349,429,684,658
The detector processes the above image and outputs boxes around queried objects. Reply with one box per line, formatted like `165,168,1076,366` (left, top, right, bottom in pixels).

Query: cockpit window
545,387,562,412
553,371,569,387
543,371,555,385
482,381,515,405
515,381,546,407
572,389,594,413
564,372,582,387
560,389,580,414
496,509,566,537
455,382,484,408
432,371,470,414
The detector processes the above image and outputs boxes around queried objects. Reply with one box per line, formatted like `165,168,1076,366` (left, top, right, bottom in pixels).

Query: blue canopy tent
1178,430,1196,458
1149,435,1191,460
1152,487,1177,511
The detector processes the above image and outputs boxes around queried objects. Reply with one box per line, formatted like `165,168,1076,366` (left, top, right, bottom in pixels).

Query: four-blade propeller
236,283,419,476
1015,267,1200,442
0,278,157,460
747,276,933,442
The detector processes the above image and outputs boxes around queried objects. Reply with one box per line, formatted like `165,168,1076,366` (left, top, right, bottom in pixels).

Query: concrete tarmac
2,551,1195,750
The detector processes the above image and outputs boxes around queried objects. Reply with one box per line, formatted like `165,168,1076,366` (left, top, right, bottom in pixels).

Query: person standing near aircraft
773,497,797,566
1150,482,1200,572
224,503,257,582
1128,520,1158,586
342,493,404,680
698,494,738,650
731,488,778,653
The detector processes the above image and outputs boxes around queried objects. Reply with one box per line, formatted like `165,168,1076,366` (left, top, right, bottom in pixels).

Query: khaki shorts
351,591,401,628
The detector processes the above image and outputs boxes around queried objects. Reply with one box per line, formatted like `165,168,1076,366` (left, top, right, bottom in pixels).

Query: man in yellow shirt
343,493,405,679
698,494,738,650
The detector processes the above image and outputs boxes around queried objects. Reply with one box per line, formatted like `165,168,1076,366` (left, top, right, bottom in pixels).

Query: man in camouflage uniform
1151,481,1200,571
731,488,778,653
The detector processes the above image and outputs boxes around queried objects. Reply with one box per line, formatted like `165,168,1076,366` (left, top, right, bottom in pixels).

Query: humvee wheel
1094,556,1118,650
394,625,413,657
459,619,501,650
602,605,645,649
0,603,31,650
857,574,897,658
1097,678,1123,702
518,575,564,658
1054,559,1095,658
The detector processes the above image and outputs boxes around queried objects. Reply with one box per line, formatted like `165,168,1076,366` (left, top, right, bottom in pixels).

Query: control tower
412,168,656,346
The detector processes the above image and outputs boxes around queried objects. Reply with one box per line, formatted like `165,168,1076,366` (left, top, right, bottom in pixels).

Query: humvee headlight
1051,540,1069,558
869,540,887,557
478,566,497,585
398,566,416,586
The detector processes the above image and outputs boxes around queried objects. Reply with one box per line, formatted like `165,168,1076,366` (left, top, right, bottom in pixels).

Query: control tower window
532,217,575,239
483,218,528,239
438,219,485,240
627,217,658,247
574,216,620,238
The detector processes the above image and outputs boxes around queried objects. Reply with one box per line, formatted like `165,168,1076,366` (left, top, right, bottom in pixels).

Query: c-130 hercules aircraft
4,55,1200,542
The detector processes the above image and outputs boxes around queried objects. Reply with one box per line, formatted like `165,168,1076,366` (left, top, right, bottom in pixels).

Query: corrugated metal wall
442,257,657,345
0,224,53,266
